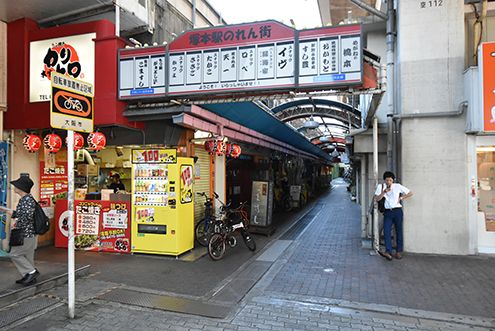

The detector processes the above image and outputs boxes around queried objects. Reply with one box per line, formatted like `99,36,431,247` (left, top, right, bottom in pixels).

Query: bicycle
194,192,224,247
208,199,256,261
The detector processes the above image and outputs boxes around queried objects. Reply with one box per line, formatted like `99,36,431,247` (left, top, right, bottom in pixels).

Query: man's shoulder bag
377,184,386,213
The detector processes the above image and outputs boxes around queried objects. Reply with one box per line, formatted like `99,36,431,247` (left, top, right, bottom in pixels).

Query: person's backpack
33,200,50,235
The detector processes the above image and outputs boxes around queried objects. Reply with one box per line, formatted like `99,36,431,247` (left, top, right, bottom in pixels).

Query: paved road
3,183,495,330
266,183,495,318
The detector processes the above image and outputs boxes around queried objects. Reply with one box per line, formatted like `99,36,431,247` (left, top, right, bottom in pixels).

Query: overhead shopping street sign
51,72,94,133
118,20,362,100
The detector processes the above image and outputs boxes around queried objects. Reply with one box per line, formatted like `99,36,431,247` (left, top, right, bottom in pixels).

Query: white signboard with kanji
117,21,362,98
118,47,166,99
298,25,362,88
168,21,297,96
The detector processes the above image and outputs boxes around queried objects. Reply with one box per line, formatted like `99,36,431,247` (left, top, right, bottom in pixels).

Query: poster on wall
29,33,96,103
39,161,68,219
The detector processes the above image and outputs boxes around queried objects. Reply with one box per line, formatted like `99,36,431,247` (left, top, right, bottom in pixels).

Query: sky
206,0,322,29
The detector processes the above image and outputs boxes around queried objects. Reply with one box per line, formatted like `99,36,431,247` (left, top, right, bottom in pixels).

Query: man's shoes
378,251,393,261
15,274,29,284
395,252,403,259
21,270,40,286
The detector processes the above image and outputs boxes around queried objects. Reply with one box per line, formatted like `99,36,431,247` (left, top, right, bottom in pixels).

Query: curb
0,265,91,309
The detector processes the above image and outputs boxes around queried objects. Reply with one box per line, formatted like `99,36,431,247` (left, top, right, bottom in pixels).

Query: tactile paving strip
0,295,59,328
280,203,323,240
98,288,230,319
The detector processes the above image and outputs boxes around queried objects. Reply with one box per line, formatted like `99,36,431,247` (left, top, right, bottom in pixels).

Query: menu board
75,201,100,235
100,202,131,253
39,161,68,219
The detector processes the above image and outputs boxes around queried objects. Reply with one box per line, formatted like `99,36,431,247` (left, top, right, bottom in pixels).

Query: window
477,147,495,231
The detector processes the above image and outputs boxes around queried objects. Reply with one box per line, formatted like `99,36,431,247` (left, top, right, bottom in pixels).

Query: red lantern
225,142,232,156
204,140,215,155
66,132,84,150
216,140,226,156
231,144,241,158
43,133,62,153
87,132,106,151
22,134,42,153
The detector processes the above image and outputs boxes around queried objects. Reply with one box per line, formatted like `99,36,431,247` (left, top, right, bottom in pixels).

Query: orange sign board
481,43,495,132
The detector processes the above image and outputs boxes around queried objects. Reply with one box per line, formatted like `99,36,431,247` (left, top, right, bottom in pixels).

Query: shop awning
123,102,331,162
198,102,331,162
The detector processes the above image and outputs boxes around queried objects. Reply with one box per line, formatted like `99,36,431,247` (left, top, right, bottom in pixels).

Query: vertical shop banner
119,46,167,99
298,25,362,88
0,142,8,239
180,165,193,204
480,42,495,132
168,20,296,95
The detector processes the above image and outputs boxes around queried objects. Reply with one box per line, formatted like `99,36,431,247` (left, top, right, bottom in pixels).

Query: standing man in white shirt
374,171,413,260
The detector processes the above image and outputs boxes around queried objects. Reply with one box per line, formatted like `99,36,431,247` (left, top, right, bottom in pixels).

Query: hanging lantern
87,132,106,151
216,140,226,156
225,142,232,156
230,144,241,158
66,132,85,150
22,134,42,153
204,140,215,155
43,133,63,153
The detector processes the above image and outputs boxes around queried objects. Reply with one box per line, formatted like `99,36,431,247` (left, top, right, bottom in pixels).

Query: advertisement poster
54,200,131,253
0,142,8,240
180,165,193,204
132,148,177,164
100,202,131,253
75,201,101,251
39,161,68,220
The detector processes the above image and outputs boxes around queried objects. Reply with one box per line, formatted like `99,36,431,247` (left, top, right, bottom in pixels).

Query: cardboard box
110,193,131,203
77,164,99,176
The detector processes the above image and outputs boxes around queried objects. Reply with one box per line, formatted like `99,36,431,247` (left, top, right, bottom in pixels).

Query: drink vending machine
131,148,194,256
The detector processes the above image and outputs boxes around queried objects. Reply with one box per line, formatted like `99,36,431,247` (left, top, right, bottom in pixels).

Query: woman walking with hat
0,174,40,285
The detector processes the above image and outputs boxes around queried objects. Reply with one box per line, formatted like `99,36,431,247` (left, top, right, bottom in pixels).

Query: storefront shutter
193,146,211,224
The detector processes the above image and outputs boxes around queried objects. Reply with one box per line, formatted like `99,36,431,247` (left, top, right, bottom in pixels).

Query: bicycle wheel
208,233,226,261
241,229,256,251
195,220,208,247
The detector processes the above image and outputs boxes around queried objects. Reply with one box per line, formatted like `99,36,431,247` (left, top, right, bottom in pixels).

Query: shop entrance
226,156,254,212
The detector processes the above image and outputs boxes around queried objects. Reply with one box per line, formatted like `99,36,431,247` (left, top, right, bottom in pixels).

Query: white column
214,154,226,209
67,130,75,318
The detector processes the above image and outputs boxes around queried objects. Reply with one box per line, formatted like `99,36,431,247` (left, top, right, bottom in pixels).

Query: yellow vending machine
131,148,194,256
